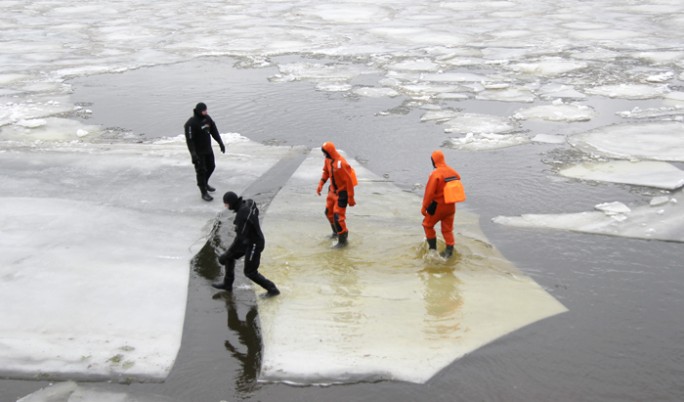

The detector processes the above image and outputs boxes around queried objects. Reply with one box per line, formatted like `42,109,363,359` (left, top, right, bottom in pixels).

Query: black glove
337,190,348,208
191,152,198,164
218,253,227,264
219,143,226,154
426,200,437,215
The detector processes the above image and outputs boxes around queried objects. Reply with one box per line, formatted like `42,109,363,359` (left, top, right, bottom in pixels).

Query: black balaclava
194,102,207,118
223,191,242,211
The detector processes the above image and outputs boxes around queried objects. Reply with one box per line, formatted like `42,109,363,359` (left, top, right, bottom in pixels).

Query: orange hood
322,141,341,159
431,150,446,168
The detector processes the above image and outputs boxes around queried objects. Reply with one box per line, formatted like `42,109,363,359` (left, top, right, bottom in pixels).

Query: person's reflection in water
223,293,262,394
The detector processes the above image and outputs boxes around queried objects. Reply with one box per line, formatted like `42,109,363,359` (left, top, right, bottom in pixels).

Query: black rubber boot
330,224,339,239
201,192,213,201
211,283,230,291
441,245,454,259
334,231,348,248
426,238,437,250
206,184,216,192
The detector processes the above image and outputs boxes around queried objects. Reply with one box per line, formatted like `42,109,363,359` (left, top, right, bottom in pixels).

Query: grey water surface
3,58,682,402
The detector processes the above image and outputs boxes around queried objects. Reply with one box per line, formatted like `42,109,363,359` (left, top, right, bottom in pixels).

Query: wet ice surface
1,0,684,400
257,151,565,384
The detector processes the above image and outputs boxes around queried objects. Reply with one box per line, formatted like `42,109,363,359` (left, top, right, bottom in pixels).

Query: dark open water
2,57,682,402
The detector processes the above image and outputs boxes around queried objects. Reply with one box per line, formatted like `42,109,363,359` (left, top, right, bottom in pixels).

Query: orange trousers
422,202,455,246
325,190,348,234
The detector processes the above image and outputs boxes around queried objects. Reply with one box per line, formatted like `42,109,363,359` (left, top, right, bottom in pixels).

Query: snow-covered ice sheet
0,136,290,381
255,150,567,384
493,191,683,243
569,122,684,162
560,160,684,190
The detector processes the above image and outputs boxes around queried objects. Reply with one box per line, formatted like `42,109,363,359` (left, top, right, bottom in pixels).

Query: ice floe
585,84,670,100
569,122,684,162
493,190,683,243
0,135,290,381
560,160,684,190
256,150,566,384
514,101,595,122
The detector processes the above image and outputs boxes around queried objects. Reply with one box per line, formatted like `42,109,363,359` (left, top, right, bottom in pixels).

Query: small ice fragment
595,201,631,215
650,196,670,206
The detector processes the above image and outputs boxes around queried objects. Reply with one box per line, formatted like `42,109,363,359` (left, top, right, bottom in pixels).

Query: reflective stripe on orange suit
422,150,461,246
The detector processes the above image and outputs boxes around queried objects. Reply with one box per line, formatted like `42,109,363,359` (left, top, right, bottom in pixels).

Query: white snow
0,136,290,381
560,160,684,190
569,122,684,162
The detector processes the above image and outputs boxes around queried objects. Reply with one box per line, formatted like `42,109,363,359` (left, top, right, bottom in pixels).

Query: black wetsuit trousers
194,152,215,193
222,243,276,292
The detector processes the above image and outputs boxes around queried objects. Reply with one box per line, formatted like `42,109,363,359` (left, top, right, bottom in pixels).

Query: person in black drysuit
184,102,226,201
213,191,280,297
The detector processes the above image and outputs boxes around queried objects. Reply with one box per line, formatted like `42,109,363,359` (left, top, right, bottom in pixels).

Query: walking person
316,142,357,248
184,102,226,201
421,150,465,259
213,191,280,297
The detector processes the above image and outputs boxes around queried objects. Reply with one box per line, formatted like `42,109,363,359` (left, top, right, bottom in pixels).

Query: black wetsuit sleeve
208,117,224,147
184,119,197,155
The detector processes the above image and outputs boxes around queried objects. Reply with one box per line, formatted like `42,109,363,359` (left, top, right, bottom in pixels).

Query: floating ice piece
650,196,670,207
664,91,684,106
538,84,587,100
421,72,492,83
595,201,631,215
445,132,530,151
0,97,74,127
508,57,588,76
0,137,290,381
441,112,516,134
585,84,669,100
532,134,566,144
420,109,460,123
352,86,400,98
257,151,566,384
17,381,176,402
493,190,684,242
645,71,674,83
559,160,684,190
295,4,390,24
616,105,684,120
514,103,595,122
633,51,684,65
569,122,684,162
475,87,536,102
388,59,440,72
1,117,101,142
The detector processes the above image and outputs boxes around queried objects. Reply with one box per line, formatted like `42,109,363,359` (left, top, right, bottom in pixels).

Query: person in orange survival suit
422,150,462,259
316,142,356,247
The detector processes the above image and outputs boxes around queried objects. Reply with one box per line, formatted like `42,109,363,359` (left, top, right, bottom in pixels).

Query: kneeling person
213,191,280,297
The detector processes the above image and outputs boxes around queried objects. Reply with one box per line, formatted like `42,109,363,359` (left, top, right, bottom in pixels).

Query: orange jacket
320,142,355,203
422,150,460,213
